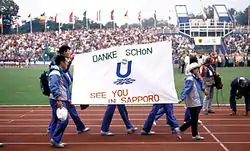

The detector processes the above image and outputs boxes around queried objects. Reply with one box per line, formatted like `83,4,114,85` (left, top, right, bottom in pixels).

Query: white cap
56,107,68,121
188,62,201,72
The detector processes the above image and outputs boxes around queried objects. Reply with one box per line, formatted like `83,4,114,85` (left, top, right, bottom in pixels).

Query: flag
111,9,114,20
26,14,31,23
40,13,45,23
53,15,57,23
124,10,128,21
83,11,87,27
49,15,57,23
154,10,156,20
69,12,73,22
138,10,141,21
0,15,2,28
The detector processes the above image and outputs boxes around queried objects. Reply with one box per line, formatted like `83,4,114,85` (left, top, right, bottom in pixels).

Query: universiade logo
113,59,136,85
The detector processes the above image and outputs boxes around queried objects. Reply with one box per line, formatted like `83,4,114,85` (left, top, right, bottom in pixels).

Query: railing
179,21,234,31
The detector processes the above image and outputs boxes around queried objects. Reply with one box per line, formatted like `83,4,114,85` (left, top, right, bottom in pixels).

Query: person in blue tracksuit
48,55,70,148
153,104,180,133
48,45,90,134
178,63,205,140
141,104,181,139
100,105,138,136
229,77,250,116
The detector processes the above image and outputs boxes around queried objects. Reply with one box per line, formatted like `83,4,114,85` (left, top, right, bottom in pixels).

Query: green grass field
0,66,249,105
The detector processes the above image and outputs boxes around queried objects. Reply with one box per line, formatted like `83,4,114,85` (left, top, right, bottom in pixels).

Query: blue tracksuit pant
143,104,179,132
48,102,86,132
49,99,68,143
101,105,133,132
154,104,179,130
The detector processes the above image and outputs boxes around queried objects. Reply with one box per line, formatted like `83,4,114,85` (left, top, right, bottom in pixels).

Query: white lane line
1,124,250,128
2,141,250,145
0,113,237,116
201,123,229,151
0,108,237,112
0,104,244,107
1,132,250,135
0,118,250,122
7,120,14,123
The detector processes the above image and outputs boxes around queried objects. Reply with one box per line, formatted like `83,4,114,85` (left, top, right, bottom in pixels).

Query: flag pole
86,19,89,29
44,15,47,32
248,20,250,33
16,23,18,34
0,14,3,34
1,25,3,35
30,19,32,33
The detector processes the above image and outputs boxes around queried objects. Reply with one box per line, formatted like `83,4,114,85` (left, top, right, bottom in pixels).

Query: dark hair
239,78,249,88
58,45,70,54
204,57,213,65
190,56,198,64
55,55,66,66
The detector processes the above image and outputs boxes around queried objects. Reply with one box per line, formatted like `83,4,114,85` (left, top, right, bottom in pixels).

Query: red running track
0,106,250,151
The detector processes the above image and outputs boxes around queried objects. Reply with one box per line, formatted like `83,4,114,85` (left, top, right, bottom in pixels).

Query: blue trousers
154,104,179,130
49,99,68,143
101,105,133,132
230,94,250,112
48,102,86,132
143,104,179,132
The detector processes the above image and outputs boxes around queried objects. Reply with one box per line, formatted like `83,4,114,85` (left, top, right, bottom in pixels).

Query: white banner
194,37,221,45
71,41,178,105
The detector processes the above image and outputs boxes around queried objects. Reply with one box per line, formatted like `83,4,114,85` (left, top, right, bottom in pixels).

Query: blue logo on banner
113,60,136,85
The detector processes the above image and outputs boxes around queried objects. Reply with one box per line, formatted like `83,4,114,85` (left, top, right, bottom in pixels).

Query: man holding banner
48,45,90,134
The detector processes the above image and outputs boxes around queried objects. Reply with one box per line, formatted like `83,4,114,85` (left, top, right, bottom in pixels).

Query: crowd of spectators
0,26,249,68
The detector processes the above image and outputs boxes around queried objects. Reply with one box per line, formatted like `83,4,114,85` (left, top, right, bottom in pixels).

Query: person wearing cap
200,57,218,115
183,55,207,124
178,62,205,140
48,45,90,134
100,105,138,136
48,55,70,148
229,77,250,116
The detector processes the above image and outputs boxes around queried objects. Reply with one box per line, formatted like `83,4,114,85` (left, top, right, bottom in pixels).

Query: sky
14,0,249,25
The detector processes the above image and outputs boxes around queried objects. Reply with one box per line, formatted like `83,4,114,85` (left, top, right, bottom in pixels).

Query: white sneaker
192,135,205,140
141,130,156,135
0,143,4,147
50,139,65,148
127,127,138,134
77,127,91,134
174,128,182,139
153,121,157,126
100,131,115,136
198,120,202,124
